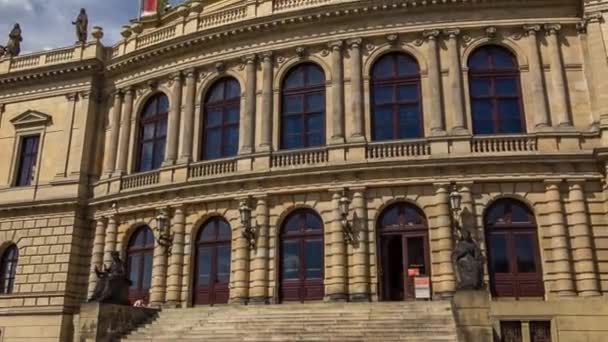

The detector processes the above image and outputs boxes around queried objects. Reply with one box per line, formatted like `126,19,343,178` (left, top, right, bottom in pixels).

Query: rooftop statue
452,229,485,290
72,9,88,44
2,24,22,57
88,251,132,305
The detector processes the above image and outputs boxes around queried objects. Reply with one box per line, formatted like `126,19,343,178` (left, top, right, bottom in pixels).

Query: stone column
567,180,600,296
232,205,250,304
179,69,197,163
259,52,273,152
103,216,118,266
150,224,169,307
164,72,183,165
424,30,446,136
544,180,576,297
430,184,455,297
103,92,122,175
350,188,370,301
87,218,107,298
55,93,78,178
545,24,571,128
348,39,365,141
444,29,467,134
240,55,256,155
327,191,347,301
524,25,551,129
116,88,135,173
166,206,186,306
249,196,269,304
580,13,608,129
329,41,345,144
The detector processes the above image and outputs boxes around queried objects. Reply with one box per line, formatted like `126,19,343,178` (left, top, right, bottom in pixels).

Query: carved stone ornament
443,28,461,39
215,61,226,73
120,25,132,39
544,23,562,35
385,34,399,45
485,26,497,38
91,26,104,42
88,251,132,305
295,46,307,59
451,229,485,291
147,79,159,90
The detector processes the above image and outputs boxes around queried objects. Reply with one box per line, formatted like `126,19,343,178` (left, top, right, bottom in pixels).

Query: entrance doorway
193,217,232,305
378,203,430,301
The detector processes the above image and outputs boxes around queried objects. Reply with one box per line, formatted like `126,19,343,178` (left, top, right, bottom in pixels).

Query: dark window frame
136,94,168,172
468,45,526,135
15,135,40,187
371,53,424,141
280,63,326,150
0,244,18,295
485,199,544,298
202,78,241,160
126,226,155,304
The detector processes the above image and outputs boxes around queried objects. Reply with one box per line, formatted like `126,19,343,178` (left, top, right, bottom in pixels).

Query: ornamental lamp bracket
155,208,173,255
338,191,358,244
239,199,257,250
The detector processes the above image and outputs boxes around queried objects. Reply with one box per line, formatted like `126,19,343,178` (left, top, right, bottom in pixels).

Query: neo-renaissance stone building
0,0,607,341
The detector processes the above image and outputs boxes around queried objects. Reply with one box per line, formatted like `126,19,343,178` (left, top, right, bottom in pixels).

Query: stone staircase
122,301,459,342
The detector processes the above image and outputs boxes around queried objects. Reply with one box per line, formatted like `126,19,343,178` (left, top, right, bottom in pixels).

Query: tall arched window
377,203,430,301
485,199,543,298
202,78,240,160
280,209,324,302
126,226,154,304
281,63,326,150
0,244,18,294
371,53,423,141
137,94,169,172
468,45,525,135
193,217,232,306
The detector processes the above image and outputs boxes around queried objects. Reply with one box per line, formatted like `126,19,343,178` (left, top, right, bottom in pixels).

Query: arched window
377,203,429,301
202,78,240,160
485,199,543,298
193,217,232,305
371,53,423,141
0,244,18,294
126,226,154,304
468,45,525,135
281,63,326,150
136,94,169,172
280,209,324,302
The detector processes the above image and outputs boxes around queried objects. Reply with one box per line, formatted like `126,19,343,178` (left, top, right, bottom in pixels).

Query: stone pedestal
452,290,493,342
73,303,157,342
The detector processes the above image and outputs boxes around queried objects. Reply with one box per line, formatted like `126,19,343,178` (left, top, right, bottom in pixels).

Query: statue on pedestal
3,24,22,57
88,252,132,305
72,9,88,44
452,229,484,290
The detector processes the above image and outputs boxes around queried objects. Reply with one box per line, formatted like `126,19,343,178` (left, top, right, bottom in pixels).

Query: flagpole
138,0,143,20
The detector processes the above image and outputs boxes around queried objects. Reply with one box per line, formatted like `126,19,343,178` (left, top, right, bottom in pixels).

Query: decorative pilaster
116,88,135,173
103,216,118,266
55,93,78,179
327,191,347,301
349,188,370,301
544,180,576,297
259,52,273,152
232,206,250,304
179,69,197,163
249,196,270,304
444,29,467,134
348,39,365,142
545,24,572,128
164,72,183,165
241,54,256,154
567,180,600,296
580,13,608,130
87,218,107,298
103,91,122,175
150,219,169,306
523,25,550,130
166,206,186,306
423,30,446,136
329,41,345,144
430,184,455,298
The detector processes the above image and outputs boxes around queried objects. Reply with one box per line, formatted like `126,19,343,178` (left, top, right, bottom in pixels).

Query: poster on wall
414,276,431,299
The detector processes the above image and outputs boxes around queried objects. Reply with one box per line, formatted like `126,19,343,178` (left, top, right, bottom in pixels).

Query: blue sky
0,0,183,53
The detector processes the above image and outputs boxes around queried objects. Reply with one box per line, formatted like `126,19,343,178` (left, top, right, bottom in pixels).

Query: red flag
141,0,159,17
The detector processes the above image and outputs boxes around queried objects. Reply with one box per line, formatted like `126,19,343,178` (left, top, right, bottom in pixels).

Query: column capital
422,29,440,40
242,54,257,64
328,40,344,51
523,24,541,35
123,87,135,97
567,178,587,186
170,71,183,82
443,28,461,38
347,38,363,49
584,12,603,24
184,68,197,79
544,178,563,187
260,51,273,62
544,23,562,35
433,182,451,192
65,92,79,102
112,90,123,98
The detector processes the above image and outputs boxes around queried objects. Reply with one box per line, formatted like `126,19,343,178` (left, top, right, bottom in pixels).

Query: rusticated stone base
451,290,492,342
73,302,158,342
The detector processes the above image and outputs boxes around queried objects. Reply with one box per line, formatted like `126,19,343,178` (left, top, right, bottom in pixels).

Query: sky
0,0,183,53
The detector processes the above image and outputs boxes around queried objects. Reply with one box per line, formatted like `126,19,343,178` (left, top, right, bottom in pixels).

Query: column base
162,159,177,167
349,293,371,302
430,129,448,137
329,136,345,145
347,134,366,143
257,144,273,153
534,123,553,132
327,293,348,302
450,127,470,136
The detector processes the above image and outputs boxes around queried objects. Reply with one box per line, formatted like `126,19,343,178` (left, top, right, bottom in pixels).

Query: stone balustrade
188,159,237,179
0,43,104,75
121,170,160,190
271,148,329,168
471,135,538,153
366,140,431,160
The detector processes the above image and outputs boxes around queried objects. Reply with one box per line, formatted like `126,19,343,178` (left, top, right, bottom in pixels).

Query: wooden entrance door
126,226,154,305
193,217,231,305
279,210,324,302
378,203,430,301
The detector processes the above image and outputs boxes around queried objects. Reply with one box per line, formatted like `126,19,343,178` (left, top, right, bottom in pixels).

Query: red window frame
202,78,241,160
136,94,168,172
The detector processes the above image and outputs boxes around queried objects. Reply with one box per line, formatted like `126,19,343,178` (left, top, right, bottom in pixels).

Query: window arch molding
371,198,427,227
461,38,528,71
273,56,332,92
132,87,173,122
275,205,326,234
120,221,157,255
363,46,428,79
